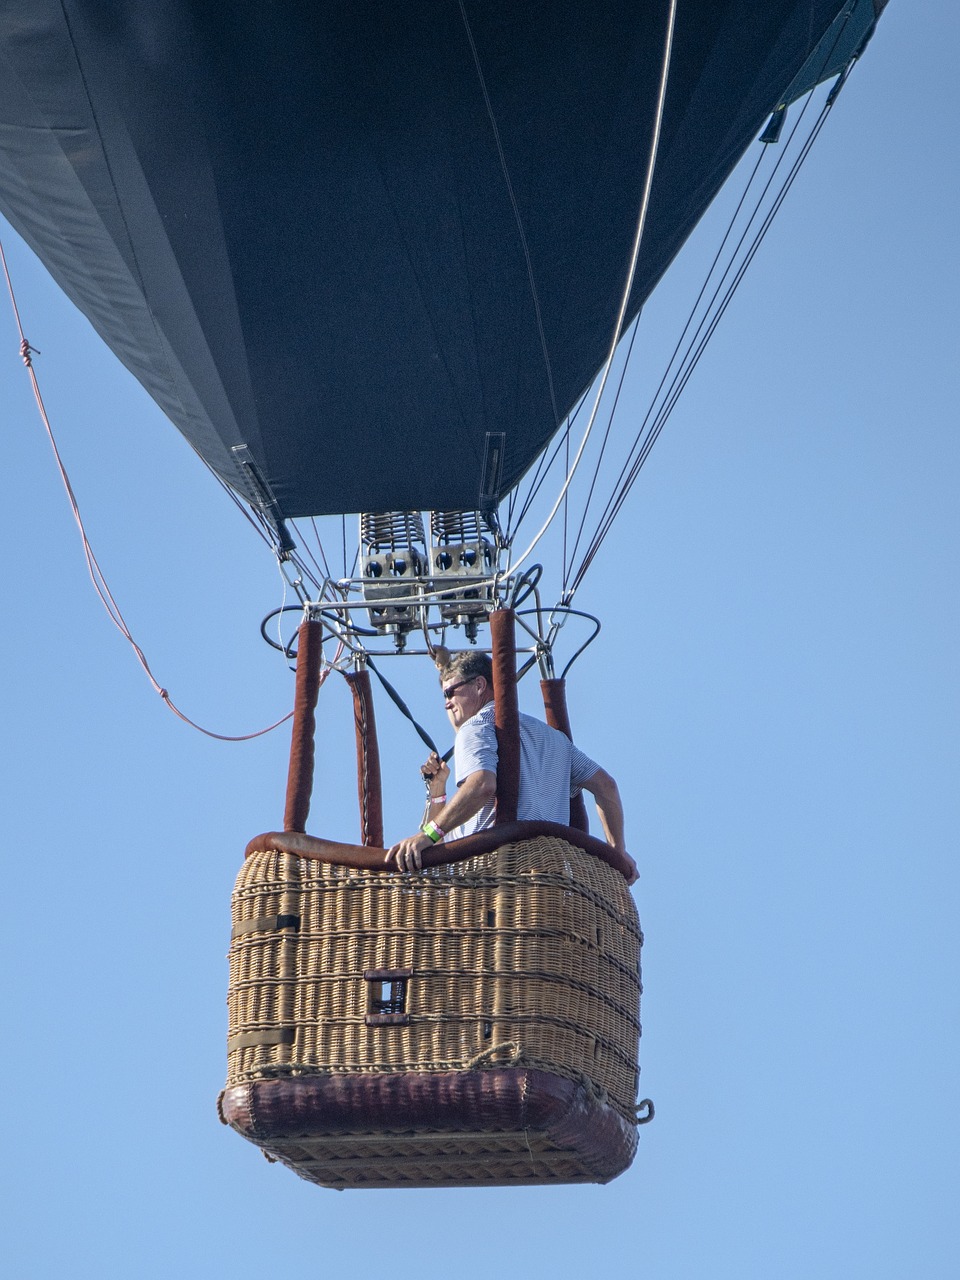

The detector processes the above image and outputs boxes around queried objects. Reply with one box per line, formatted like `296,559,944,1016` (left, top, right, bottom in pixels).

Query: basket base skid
220,1067,638,1188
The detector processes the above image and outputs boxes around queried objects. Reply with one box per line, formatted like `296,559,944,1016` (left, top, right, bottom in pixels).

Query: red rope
1,235,296,743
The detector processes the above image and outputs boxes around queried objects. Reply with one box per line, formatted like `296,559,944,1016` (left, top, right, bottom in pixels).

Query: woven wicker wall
226,836,642,1121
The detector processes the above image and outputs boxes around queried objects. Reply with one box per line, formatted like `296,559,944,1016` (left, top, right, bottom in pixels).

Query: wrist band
429,795,446,805
421,820,445,843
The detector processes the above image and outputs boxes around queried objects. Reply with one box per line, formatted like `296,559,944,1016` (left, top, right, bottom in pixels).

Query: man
386,651,635,880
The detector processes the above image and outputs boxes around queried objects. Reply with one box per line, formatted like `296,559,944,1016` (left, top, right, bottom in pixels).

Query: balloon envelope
0,1,883,523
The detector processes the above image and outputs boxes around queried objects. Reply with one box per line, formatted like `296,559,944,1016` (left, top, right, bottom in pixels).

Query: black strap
227,1027,296,1052
231,913,300,939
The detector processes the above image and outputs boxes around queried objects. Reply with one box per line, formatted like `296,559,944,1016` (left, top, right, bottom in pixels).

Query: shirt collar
461,700,496,730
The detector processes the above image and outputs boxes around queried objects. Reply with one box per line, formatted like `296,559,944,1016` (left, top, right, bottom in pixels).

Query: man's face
441,673,489,729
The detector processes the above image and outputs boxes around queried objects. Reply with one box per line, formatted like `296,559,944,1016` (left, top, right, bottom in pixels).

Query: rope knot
466,1040,523,1070
19,337,38,367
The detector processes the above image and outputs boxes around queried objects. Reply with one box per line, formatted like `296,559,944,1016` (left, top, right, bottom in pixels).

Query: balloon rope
564,13,860,598
568,73,845,596
0,236,299,742
504,0,678,584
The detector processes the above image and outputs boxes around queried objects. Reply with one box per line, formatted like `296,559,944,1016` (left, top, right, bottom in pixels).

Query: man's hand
621,852,639,886
388,768,494,873
386,831,432,873
420,751,450,797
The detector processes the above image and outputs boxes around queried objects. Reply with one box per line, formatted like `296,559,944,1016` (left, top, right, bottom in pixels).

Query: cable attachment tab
230,443,295,555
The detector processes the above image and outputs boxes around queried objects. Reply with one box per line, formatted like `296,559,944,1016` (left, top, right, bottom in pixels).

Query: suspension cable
503,0,678,582
562,141,772,584
572,106,837,594
564,43,857,599
510,386,589,534
561,309,642,584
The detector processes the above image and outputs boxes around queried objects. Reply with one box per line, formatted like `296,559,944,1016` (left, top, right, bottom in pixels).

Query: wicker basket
221,834,644,1187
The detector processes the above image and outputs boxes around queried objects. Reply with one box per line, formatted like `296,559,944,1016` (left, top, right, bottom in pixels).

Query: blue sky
2,5,957,1278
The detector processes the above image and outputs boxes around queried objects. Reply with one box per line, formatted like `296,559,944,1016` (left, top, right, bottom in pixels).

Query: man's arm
386,769,497,872
581,767,637,883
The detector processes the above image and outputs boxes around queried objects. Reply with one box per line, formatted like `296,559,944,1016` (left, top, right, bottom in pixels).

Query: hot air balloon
0,0,889,1187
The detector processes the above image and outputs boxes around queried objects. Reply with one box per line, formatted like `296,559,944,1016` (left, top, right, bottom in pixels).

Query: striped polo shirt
449,701,599,839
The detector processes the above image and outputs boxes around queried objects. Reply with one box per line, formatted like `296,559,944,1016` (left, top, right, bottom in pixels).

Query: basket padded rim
220,1068,638,1180
244,819,637,882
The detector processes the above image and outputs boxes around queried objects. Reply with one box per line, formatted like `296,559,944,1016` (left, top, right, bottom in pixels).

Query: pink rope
1,235,296,742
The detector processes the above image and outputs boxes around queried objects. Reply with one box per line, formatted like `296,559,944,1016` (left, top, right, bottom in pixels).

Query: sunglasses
442,678,477,701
